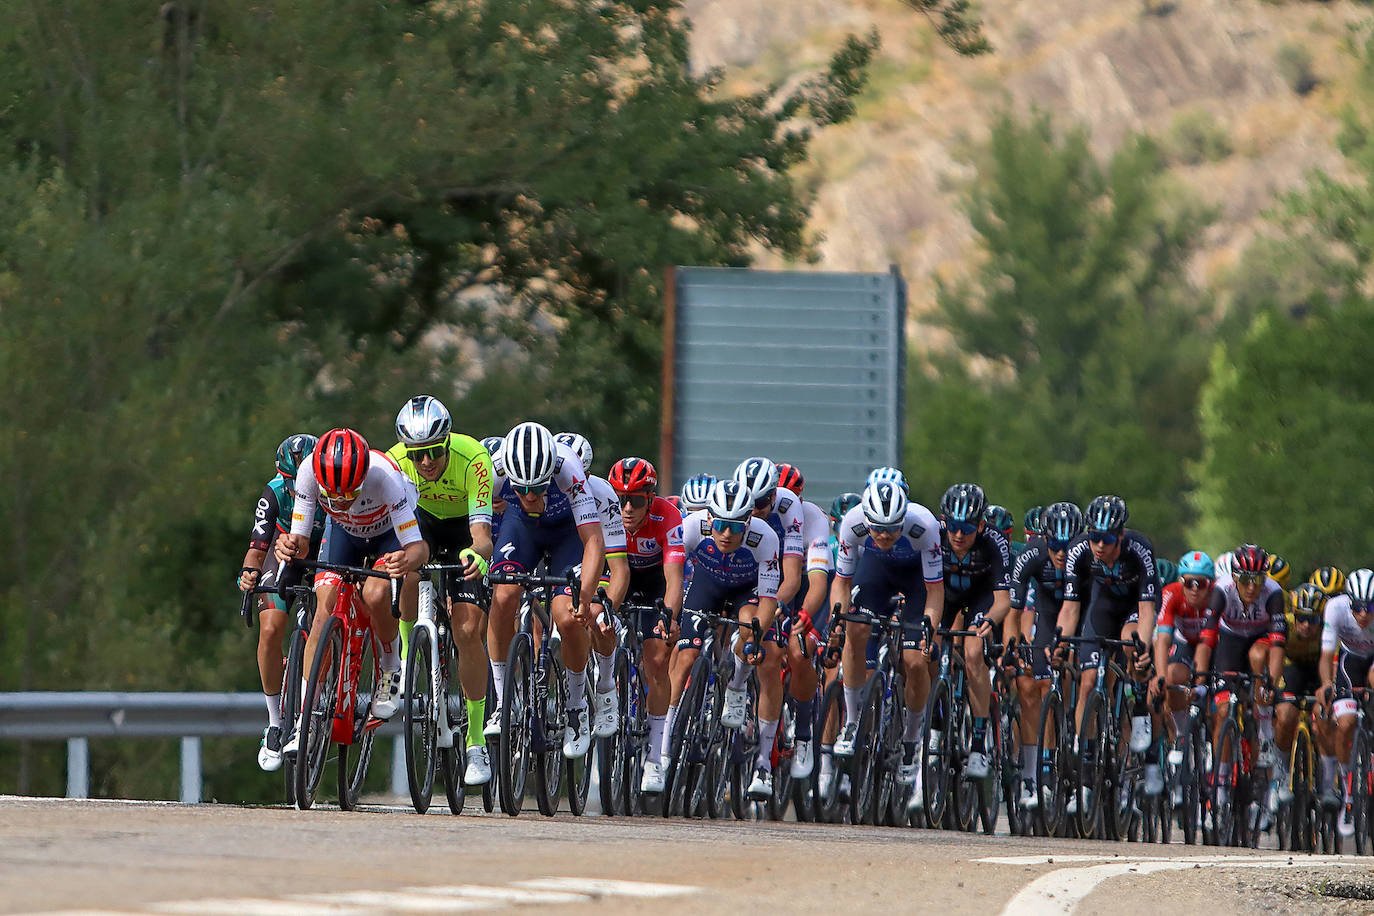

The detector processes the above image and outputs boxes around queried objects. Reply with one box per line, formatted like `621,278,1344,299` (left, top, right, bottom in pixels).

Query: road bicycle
831,604,909,826
597,597,669,816
1201,671,1268,847
1275,694,1320,852
293,560,400,811
921,625,988,831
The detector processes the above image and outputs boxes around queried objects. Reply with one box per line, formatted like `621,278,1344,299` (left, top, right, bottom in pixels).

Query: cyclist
237,433,322,771
1193,545,1287,772
829,480,944,810
679,473,715,514
606,457,684,793
1151,549,1215,794
984,504,1016,554
1008,501,1083,809
1275,583,1330,808
276,428,429,745
486,422,606,760
1056,495,1156,757
1310,565,1347,600
816,490,861,796
1319,568,1374,837
554,432,631,743
388,396,496,784
1267,554,1292,589
669,480,781,793
775,462,833,781
732,457,805,798
940,482,1014,780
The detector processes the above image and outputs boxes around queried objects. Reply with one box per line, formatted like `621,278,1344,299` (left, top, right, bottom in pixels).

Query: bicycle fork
417,580,458,750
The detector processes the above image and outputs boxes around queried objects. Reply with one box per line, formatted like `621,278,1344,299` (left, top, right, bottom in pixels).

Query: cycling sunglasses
1354,600,1374,616
710,517,748,535
1047,538,1070,552
320,487,362,509
514,483,547,496
753,489,776,511
617,492,651,509
945,519,978,536
1233,572,1264,587
868,522,903,535
1087,531,1119,545
1294,612,1321,624
406,444,446,462
1181,576,1210,590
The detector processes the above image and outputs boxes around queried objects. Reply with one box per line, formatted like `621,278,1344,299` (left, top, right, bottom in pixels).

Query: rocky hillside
684,0,1371,332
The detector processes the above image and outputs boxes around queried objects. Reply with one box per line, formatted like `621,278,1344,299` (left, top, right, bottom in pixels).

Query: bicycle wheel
701,672,730,819
1186,712,1208,845
978,694,1005,836
294,616,343,811
565,668,594,817
535,656,567,818
766,699,795,822
498,634,534,816
848,680,881,825
1212,716,1241,846
816,680,847,824
438,632,466,816
729,680,760,821
1353,728,1371,855
281,625,307,808
403,626,437,814
598,650,631,817
921,678,953,828
1076,691,1110,839
336,630,377,812
1289,727,1314,852
999,699,1022,836
950,697,979,833
663,658,705,817
1034,690,1066,838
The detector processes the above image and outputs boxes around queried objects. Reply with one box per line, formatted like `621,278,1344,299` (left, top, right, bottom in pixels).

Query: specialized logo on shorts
745,531,762,548
500,542,516,558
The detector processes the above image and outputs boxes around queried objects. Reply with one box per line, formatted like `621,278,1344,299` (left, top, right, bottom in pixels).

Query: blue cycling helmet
867,466,910,495
275,434,318,479
1178,550,1215,579
983,504,1014,537
1085,494,1128,532
680,473,716,512
1041,502,1083,543
940,483,987,523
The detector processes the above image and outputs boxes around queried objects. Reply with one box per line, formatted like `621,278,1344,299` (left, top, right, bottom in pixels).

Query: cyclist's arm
777,555,803,606
1319,648,1337,695
604,552,630,610
1266,589,1287,684
1193,589,1226,675
576,520,606,612
1130,535,1158,648
802,568,828,615
830,574,853,616
664,558,684,615
923,579,945,635
467,520,493,566
753,595,780,634
920,524,944,632
1055,540,1088,639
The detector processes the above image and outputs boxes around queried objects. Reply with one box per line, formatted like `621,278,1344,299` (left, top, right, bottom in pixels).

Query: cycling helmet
313,428,370,495
664,494,682,512
830,491,862,525
1041,501,1084,543
1266,553,1292,587
554,431,593,475
481,435,506,477
1347,568,1374,605
776,462,804,497
983,504,1014,537
275,433,318,480
1155,558,1178,585
1310,565,1348,597
734,457,779,502
1023,505,1045,538
1084,495,1128,532
1213,550,1235,581
1291,583,1328,618
862,481,908,527
1178,550,1215,579
1231,544,1269,576
940,483,986,523
680,473,716,512
608,456,657,493
708,479,753,522
867,466,910,494
504,421,556,487
394,395,451,447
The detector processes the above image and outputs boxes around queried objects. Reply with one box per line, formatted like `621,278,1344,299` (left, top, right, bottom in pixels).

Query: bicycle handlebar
292,559,402,618
485,569,580,592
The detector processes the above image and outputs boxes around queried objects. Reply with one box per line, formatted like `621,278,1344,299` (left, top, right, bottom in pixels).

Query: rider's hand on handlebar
974,613,994,640
238,567,260,591
381,550,409,578
273,534,304,564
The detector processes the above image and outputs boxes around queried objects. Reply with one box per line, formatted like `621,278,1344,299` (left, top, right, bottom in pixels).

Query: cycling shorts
1281,660,1321,699
491,511,585,594
417,508,484,606
1078,587,1140,672
1167,637,1199,672
627,574,668,644
316,520,399,587
1212,629,1270,674
678,575,758,651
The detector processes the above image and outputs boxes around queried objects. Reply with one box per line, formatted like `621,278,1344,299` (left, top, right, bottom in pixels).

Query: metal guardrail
0,692,408,804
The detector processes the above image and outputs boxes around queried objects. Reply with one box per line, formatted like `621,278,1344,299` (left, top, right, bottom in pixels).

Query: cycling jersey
832,504,943,582
1284,606,1322,666
386,433,494,525
1156,581,1212,646
681,511,781,600
1062,530,1158,604
586,475,628,557
496,441,601,530
941,526,1012,604
1322,594,1374,658
249,474,324,551
1200,575,1287,646
801,500,832,575
291,451,422,545
624,497,685,571
761,487,806,560
1009,544,1067,614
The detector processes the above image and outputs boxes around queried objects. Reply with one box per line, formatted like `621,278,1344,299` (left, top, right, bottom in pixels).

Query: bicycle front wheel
281,625,307,808
564,668,594,817
498,634,534,816
535,656,567,817
921,678,953,828
597,650,631,817
336,629,377,811
294,616,343,811
816,680,847,824
1035,690,1066,838
1211,716,1241,846
1353,727,1372,855
1290,726,1315,852
1076,690,1109,839
403,626,438,814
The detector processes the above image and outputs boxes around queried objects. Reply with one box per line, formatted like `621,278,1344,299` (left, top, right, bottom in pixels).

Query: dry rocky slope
684,0,1371,327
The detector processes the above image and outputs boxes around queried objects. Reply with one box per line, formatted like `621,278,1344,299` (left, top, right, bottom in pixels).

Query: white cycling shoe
1019,777,1038,809
965,750,990,779
484,707,503,738
563,707,592,759
370,667,404,720
906,769,926,812
463,745,492,786
592,689,619,738
1129,715,1152,753
834,722,859,757
641,759,665,794
747,766,773,799
281,715,303,755
721,687,748,729
257,726,283,772
1143,763,1164,796
791,739,815,779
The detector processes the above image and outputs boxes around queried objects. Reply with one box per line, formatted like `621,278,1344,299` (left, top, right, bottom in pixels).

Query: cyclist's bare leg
361,575,401,651
302,582,340,681
904,648,930,715
552,593,589,673
257,606,288,695
842,621,872,695
964,633,990,718
487,583,522,665
1076,666,1099,731
644,637,671,716
451,599,488,700
787,633,818,709
757,642,784,719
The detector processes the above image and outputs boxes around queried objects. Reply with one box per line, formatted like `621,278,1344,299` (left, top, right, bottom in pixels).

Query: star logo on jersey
788,520,802,534
765,557,779,572
839,542,852,557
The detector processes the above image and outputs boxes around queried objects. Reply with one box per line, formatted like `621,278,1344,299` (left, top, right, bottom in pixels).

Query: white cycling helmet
862,481,908,527
554,431,593,475
866,466,909,495
1213,550,1234,581
504,421,556,487
395,395,451,447
1347,568,1374,604
680,474,715,512
733,456,778,502
708,479,754,522
480,435,506,478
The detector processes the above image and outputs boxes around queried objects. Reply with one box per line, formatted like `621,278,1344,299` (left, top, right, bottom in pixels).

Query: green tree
910,112,1212,556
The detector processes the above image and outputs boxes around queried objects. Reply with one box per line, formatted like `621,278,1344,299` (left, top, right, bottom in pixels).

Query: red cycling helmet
1231,544,1269,576
608,456,657,493
663,495,682,513
313,428,370,496
776,462,804,497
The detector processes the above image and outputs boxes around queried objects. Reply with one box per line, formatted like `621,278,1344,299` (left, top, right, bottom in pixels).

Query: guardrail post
392,736,406,797
180,736,201,804
66,737,89,799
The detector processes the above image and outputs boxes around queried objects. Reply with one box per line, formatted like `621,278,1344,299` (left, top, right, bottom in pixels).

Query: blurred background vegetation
3,0,1373,801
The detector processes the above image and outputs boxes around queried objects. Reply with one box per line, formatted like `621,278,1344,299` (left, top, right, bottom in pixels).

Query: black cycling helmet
940,483,987,523
1084,494,1128,532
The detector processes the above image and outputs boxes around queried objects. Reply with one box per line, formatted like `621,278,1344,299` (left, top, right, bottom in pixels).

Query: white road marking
995,855,1347,915
153,899,373,915
402,886,592,904
978,853,1347,866
292,891,493,911
511,877,699,898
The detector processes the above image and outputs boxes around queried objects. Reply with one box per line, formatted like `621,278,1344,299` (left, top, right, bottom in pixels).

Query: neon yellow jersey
1284,605,1322,666
387,433,495,523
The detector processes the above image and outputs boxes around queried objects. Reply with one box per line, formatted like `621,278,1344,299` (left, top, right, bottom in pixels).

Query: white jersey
834,503,943,582
681,510,781,600
801,500,832,575
291,450,422,544
766,487,806,559
587,475,627,554
1322,594,1374,658
498,440,602,529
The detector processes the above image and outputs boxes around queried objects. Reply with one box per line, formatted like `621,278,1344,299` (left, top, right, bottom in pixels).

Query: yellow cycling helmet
1266,554,1292,587
1309,565,1347,598
1291,583,1328,620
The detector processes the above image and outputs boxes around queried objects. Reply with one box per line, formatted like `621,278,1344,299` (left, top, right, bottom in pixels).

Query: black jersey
1010,543,1071,613
1062,529,1157,604
941,525,1011,606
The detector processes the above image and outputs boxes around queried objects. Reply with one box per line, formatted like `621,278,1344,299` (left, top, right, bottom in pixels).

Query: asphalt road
1,796,1370,915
